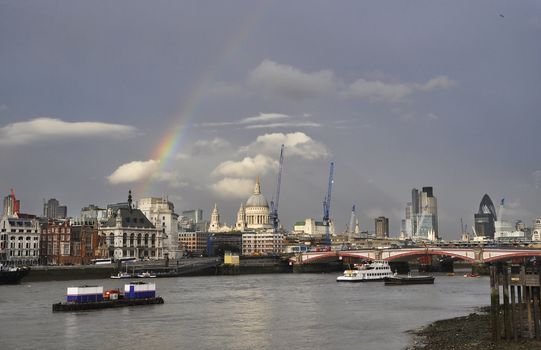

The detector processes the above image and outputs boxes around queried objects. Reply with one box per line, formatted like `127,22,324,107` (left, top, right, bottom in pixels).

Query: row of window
8,236,39,240
45,228,70,234
7,221,33,227
9,243,38,249
2,229,38,233
9,250,38,256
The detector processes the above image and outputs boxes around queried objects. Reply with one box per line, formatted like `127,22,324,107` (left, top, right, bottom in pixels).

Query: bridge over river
289,247,541,265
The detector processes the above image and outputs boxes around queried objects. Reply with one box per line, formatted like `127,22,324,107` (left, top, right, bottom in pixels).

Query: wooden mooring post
490,262,541,341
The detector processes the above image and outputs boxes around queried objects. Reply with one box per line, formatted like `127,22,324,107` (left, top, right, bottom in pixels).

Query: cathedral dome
245,177,269,208
246,193,269,208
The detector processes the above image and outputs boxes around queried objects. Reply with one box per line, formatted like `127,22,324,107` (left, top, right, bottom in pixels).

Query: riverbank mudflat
406,308,541,350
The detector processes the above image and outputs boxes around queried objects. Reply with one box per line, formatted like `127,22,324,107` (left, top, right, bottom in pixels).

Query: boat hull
52,297,164,312
383,276,435,285
336,277,387,282
0,267,30,285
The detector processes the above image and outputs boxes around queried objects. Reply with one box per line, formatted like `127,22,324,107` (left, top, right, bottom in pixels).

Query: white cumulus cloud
107,159,187,188
210,177,254,199
240,132,330,160
108,159,160,184
211,155,278,178
249,60,337,100
0,117,137,146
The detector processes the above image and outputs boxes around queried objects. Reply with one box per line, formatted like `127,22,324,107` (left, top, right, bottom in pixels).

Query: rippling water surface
0,272,489,350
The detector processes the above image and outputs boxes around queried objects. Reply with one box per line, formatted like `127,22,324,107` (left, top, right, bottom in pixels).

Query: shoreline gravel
405,307,541,350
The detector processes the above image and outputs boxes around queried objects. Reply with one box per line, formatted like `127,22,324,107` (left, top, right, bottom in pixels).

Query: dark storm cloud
1,1,540,238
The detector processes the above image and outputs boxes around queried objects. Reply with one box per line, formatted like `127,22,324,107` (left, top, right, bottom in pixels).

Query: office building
43,198,67,219
375,216,389,239
406,186,439,241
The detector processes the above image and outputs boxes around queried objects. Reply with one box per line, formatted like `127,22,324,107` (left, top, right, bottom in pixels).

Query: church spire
128,190,133,211
254,176,261,195
209,203,220,232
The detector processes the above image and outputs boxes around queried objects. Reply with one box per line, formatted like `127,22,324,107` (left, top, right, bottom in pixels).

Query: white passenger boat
336,260,394,282
110,272,133,279
137,271,156,278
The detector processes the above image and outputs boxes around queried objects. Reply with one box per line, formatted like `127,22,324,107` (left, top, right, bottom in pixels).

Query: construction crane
348,205,356,241
10,188,20,214
269,144,284,232
322,162,334,246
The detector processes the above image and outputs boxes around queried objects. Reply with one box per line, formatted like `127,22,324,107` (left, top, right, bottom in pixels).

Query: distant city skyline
1,1,541,238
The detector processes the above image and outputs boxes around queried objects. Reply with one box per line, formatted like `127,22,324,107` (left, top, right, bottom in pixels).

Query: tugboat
0,264,30,285
336,260,394,282
52,282,164,312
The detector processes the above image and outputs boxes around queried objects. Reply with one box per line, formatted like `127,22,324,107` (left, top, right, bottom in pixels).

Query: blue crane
322,162,334,246
269,144,284,232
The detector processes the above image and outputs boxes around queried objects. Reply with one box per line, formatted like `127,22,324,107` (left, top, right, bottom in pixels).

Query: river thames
0,272,488,350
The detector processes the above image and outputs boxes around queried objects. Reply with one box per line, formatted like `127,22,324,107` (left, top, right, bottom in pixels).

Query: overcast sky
1,1,540,239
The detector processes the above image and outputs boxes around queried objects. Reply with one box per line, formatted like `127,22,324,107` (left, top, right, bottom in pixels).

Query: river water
0,271,489,350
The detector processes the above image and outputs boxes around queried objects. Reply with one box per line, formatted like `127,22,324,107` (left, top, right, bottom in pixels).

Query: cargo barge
52,282,164,312
383,274,435,285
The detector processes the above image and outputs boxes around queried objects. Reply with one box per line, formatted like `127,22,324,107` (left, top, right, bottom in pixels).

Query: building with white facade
494,200,526,241
235,178,273,231
208,204,232,233
98,192,163,260
137,197,179,258
1,190,40,265
205,178,284,255
242,231,284,256
532,218,541,241
0,214,40,265
293,218,335,237
80,204,108,223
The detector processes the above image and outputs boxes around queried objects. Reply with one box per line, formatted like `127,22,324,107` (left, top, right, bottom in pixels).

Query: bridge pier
471,262,490,275
389,261,410,274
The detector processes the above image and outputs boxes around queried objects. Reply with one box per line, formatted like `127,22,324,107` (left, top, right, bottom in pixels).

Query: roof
246,193,269,208
102,208,155,228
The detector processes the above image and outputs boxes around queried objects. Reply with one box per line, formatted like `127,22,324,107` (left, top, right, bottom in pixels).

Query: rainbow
137,1,269,196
